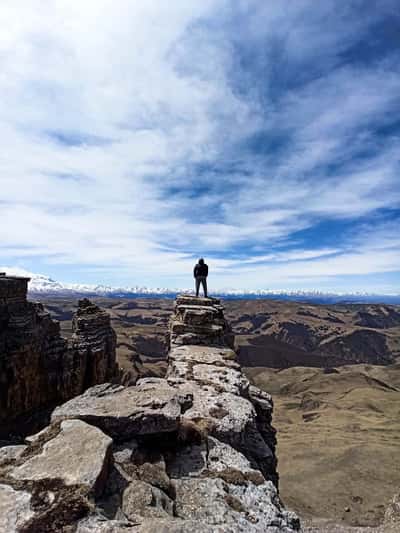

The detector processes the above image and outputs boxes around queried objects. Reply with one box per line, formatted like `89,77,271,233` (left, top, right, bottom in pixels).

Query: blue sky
1,0,399,292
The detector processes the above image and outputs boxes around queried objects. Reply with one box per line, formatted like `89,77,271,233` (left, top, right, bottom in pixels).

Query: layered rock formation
167,296,279,486
169,295,235,348
0,275,117,435
70,298,118,393
0,295,299,532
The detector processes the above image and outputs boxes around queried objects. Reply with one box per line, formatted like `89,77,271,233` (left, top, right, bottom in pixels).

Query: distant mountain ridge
3,267,400,304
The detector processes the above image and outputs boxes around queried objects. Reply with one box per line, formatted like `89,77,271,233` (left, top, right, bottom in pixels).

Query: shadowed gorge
0,276,117,438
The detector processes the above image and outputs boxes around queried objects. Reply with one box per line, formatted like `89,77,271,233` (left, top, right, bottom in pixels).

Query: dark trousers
195,276,207,297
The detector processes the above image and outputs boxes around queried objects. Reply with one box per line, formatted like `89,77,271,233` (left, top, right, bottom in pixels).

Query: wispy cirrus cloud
0,0,399,290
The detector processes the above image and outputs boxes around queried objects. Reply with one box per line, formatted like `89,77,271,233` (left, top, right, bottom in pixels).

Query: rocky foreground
0,295,299,532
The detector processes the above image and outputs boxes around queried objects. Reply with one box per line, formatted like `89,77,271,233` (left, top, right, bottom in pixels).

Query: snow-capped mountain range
2,267,399,304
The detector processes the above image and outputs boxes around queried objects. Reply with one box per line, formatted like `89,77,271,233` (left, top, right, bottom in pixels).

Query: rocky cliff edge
0,295,300,532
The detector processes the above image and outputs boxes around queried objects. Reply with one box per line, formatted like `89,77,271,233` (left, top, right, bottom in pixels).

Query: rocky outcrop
0,295,299,532
52,381,191,440
167,296,279,486
70,298,117,393
0,275,117,436
10,420,112,495
169,295,235,348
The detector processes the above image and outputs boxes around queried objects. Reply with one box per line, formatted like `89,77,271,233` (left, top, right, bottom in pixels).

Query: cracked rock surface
10,420,112,495
51,380,191,439
0,295,300,532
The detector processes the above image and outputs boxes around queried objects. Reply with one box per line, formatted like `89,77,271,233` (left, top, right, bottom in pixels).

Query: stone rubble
0,294,300,532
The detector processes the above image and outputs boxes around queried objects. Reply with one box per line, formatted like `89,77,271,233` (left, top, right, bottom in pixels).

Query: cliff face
0,275,117,435
0,295,299,532
70,298,117,394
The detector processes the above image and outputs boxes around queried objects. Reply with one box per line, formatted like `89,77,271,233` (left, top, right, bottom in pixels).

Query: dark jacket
194,263,208,278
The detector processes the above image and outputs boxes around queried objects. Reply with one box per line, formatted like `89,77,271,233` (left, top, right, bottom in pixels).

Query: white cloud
0,1,399,289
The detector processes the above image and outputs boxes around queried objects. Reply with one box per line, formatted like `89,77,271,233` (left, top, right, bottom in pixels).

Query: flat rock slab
174,383,274,467
176,305,219,313
167,437,263,482
174,477,297,532
122,479,173,520
169,345,238,367
52,381,191,439
0,484,33,533
170,320,223,335
168,360,248,395
192,364,249,395
178,382,255,437
170,332,227,347
228,481,300,532
0,445,27,466
175,296,221,307
180,381,256,430
174,477,245,525
177,306,218,322
11,419,111,496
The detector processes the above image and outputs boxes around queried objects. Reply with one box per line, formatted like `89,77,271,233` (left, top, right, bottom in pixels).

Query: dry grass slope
245,363,400,528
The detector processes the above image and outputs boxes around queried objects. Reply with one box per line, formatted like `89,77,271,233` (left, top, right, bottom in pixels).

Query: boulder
0,484,33,532
52,381,192,439
174,477,298,532
112,439,138,467
122,479,174,520
173,477,252,527
167,437,264,484
0,445,27,466
175,296,221,307
171,381,274,473
11,419,112,497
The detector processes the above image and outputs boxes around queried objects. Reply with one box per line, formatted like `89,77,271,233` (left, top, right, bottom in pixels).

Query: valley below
36,295,400,530
246,364,400,529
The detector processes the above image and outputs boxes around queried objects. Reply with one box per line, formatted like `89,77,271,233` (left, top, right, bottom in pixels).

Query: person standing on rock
194,258,208,298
